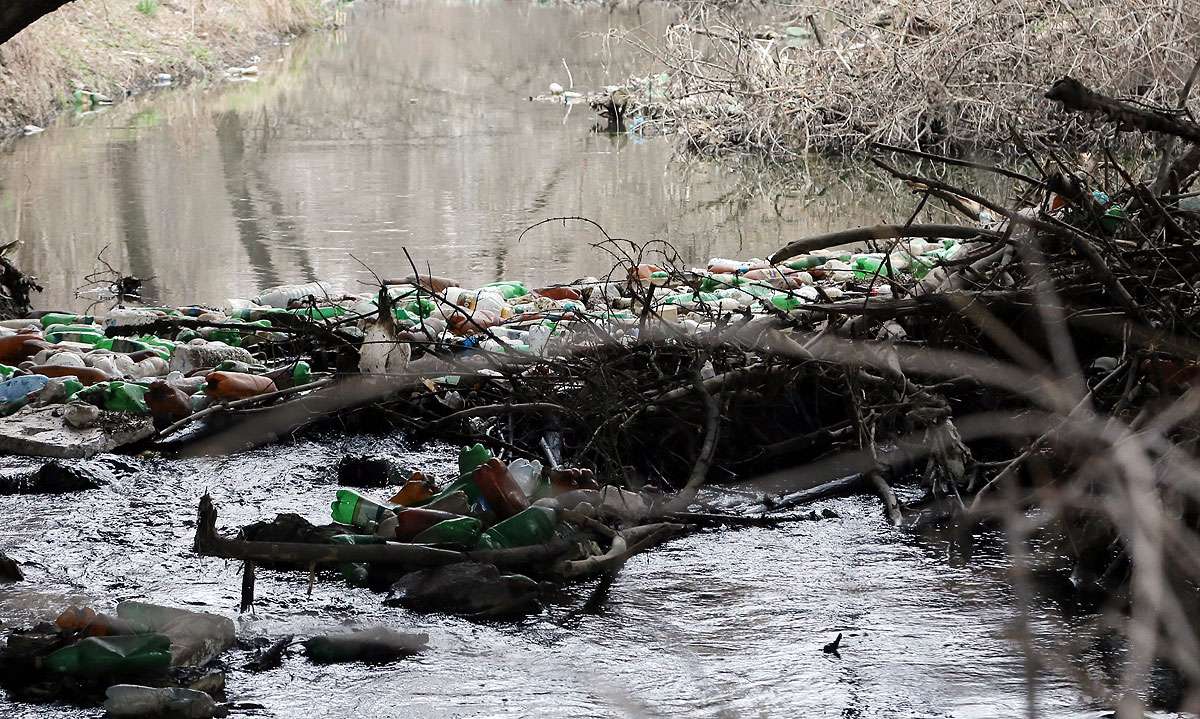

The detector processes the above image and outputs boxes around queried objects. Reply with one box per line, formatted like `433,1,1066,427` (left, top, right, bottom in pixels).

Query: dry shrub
623,0,1200,157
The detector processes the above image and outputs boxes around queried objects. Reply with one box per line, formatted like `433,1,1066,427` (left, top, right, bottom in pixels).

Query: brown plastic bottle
391,507,465,541
628,264,662,283
534,286,583,302
145,380,193,425
54,606,141,637
30,365,112,386
204,371,277,400
0,332,46,364
550,467,600,495
473,458,529,520
388,472,436,507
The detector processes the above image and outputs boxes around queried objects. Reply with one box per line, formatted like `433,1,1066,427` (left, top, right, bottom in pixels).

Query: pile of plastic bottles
0,287,327,422
0,239,964,426
327,443,648,584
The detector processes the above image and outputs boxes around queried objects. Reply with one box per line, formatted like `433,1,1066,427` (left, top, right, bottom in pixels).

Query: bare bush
620,0,1200,157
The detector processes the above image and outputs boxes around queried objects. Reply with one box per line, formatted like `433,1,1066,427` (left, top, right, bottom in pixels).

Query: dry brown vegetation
619,0,1200,157
0,0,339,131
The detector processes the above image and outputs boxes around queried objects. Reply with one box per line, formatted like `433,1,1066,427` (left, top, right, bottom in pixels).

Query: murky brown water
0,0,917,311
0,1,1164,717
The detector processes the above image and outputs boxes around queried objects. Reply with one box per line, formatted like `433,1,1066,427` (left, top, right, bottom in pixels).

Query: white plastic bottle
254,281,335,309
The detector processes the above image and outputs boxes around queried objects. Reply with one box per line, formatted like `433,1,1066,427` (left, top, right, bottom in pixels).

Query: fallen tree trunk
769,224,1003,264
194,494,465,568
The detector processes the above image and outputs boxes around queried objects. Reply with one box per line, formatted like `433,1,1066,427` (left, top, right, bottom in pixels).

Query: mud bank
0,0,348,133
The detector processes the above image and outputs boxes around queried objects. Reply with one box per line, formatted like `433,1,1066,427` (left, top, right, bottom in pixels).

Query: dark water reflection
0,1,1154,716
0,437,1132,718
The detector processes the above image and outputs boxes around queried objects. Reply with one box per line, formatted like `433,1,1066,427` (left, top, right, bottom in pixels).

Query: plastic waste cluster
326,443,609,586
0,285,325,423
2,240,977,430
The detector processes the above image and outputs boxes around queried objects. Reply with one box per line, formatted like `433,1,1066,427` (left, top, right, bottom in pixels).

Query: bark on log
1,1,75,47
769,224,1002,265
1046,76,1200,144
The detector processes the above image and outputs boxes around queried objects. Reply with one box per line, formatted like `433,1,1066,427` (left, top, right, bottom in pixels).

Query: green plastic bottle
292,360,312,385
45,324,105,345
330,489,394,529
330,534,385,585
769,294,804,311
104,381,149,414
201,328,242,346
60,377,84,400
392,307,419,326
44,633,171,676
458,443,491,477
1101,204,1126,233
414,444,492,509
786,255,827,270
481,282,528,300
662,292,719,306
40,313,94,328
852,255,889,279
288,306,346,320
411,517,482,548
229,307,277,322
476,506,557,550
137,336,176,355
740,282,776,299
404,298,436,318
699,273,747,292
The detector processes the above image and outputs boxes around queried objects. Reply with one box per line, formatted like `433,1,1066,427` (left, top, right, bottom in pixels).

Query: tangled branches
616,0,1200,157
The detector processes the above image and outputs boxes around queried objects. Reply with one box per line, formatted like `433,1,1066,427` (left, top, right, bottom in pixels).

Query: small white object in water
22,125,43,135
549,82,564,95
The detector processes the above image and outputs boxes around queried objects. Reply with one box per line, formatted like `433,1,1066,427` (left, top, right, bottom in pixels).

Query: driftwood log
193,494,685,580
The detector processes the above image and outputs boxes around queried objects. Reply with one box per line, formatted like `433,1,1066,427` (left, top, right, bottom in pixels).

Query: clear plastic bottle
104,684,216,719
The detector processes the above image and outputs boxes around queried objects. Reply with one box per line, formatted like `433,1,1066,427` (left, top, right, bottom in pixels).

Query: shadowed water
0,435,1127,718
0,1,1149,717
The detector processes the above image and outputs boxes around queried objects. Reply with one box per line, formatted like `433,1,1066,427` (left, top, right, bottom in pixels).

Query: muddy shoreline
0,0,350,136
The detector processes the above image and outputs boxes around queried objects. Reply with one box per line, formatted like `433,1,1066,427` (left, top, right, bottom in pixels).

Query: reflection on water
0,0,921,312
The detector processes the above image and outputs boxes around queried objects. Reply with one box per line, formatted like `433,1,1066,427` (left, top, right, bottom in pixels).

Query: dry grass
0,0,338,131
619,0,1200,157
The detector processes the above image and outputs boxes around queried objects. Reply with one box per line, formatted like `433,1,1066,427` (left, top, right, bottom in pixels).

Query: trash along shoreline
5,76,1200,713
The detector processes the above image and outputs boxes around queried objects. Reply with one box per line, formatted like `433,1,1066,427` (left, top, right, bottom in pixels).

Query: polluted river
0,1,1154,717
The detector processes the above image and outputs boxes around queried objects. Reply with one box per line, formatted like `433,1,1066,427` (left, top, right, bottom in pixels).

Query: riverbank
0,0,348,133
